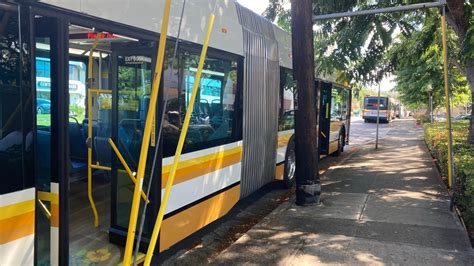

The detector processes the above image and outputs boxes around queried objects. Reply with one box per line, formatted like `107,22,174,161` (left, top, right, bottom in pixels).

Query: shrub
424,121,474,225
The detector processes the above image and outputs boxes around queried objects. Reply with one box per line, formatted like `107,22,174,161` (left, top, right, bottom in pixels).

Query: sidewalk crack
358,194,370,221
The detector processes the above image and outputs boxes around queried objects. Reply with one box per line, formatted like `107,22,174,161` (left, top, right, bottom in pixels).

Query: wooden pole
290,0,320,205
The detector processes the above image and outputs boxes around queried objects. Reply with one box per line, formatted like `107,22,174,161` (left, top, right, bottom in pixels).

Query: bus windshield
365,97,388,110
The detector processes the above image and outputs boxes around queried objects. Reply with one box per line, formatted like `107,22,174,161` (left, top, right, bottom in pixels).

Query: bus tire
283,136,296,188
334,130,345,156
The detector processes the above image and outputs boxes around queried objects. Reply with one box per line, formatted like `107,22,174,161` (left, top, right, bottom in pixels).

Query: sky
236,0,395,92
236,0,269,15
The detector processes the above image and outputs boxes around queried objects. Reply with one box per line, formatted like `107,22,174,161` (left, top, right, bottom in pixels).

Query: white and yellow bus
363,96,395,123
0,1,350,264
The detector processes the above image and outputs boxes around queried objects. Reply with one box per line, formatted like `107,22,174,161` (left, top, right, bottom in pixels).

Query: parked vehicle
36,98,51,114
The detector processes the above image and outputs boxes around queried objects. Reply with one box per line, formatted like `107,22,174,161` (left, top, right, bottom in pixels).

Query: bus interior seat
94,136,112,180
208,116,228,141
94,136,112,167
118,119,142,164
210,102,222,117
69,121,87,162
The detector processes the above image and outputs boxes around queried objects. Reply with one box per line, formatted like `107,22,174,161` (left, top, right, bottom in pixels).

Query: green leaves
424,121,474,224
389,12,470,110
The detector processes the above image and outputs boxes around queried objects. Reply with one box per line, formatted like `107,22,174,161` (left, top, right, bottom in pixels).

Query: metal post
313,1,444,21
122,0,172,264
376,83,381,150
441,6,455,189
144,13,216,266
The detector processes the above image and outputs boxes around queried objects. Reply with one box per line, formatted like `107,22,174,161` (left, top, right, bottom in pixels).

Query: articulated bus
0,1,350,264
363,96,395,123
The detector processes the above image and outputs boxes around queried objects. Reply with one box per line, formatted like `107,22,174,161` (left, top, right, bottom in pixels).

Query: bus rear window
365,98,388,110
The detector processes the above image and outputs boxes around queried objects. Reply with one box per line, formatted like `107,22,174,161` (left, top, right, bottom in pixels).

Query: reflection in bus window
330,86,350,121
331,88,342,121
163,46,241,157
278,67,296,131
0,7,34,194
35,57,87,125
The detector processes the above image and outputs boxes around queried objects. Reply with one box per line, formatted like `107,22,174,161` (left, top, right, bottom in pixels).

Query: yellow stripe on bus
0,211,35,244
277,133,292,148
161,147,242,188
160,184,240,251
0,200,35,220
275,164,284,180
37,191,59,205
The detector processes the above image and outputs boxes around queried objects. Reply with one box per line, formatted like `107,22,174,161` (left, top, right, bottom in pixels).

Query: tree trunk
290,0,320,205
446,0,473,143
465,59,474,144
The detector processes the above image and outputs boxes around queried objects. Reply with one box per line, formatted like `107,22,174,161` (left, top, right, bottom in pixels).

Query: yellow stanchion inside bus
122,0,173,264
144,13,216,266
87,34,102,228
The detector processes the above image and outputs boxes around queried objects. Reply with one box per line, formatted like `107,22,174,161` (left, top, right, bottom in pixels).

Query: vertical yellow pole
144,14,215,266
441,9,454,188
122,0,172,264
87,34,101,227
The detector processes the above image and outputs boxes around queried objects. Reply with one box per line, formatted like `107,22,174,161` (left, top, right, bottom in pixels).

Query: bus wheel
335,132,345,156
283,137,296,188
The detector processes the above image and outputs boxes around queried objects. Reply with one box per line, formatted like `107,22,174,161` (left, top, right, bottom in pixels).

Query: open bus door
108,42,162,249
318,81,332,155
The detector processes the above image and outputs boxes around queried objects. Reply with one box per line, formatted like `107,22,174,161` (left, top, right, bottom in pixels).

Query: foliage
424,121,474,225
389,11,471,110
265,0,474,143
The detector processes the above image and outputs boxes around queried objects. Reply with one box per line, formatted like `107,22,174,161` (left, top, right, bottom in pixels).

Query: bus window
163,47,240,157
35,57,87,125
330,86,351,121
278,67,296,131
365,97,388,110
68,61,86,123
0,7,34,194
340,88,349,119
331,87,343,121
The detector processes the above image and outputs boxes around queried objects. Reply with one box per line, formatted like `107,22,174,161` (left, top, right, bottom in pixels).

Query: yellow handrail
144,13,216,266
87,33,102,227
122,0,172,264
37,199,51,219
108,138,149,203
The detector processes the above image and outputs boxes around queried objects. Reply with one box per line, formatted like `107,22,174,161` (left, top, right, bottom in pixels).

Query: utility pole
290,0,320,206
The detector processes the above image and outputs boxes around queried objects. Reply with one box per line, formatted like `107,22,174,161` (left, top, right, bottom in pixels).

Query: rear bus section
363,96,391,123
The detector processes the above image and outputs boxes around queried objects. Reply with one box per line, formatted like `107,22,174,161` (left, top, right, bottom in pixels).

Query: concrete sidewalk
212,119,474,265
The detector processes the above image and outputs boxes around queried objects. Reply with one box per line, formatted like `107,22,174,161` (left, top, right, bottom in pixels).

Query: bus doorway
317,80,351,157
64,25,158,264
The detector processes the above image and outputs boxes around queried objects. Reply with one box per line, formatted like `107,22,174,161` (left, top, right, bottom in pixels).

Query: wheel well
340,125,346,143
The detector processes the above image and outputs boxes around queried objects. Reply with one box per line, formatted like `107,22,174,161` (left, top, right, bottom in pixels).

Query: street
348,116,393,146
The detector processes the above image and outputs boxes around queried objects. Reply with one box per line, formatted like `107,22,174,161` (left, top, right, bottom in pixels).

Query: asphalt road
348,116,393,146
